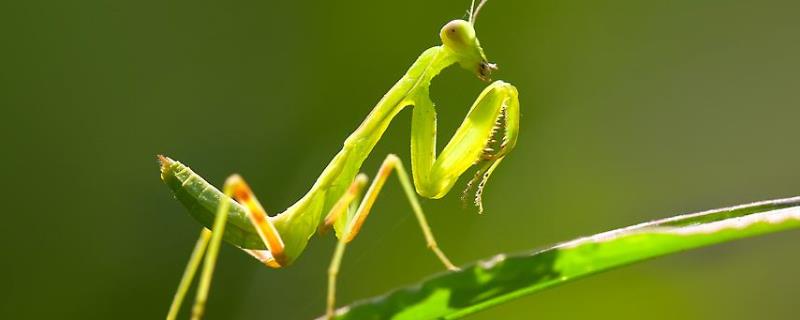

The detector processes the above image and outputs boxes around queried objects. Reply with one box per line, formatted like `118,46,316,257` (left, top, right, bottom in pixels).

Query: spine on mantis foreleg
462,84,520,214
159,155,266,250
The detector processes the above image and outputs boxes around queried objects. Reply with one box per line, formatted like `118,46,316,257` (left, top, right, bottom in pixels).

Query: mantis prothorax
160,1,519,319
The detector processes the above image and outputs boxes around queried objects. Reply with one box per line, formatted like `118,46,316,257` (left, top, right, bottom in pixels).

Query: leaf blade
332,197,800,320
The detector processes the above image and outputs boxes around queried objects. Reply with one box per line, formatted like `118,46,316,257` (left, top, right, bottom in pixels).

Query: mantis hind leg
166,229,211,320
186,179,235,320
166,174,288,320
322,154,459,318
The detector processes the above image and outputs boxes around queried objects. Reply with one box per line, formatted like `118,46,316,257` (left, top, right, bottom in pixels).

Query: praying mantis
159,1,519,319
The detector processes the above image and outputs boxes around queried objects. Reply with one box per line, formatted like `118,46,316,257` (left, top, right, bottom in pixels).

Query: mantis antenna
469,0,491,25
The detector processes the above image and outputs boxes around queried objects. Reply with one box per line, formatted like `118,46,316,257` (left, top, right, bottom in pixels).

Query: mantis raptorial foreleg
412,81,519,209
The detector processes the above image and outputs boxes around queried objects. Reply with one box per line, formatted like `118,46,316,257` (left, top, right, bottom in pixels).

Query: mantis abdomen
161,157,264,249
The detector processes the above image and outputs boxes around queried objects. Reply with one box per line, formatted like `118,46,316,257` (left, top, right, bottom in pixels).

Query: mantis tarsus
159,1,520,319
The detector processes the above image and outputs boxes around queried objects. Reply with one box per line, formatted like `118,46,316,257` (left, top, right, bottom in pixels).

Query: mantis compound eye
440,20,476,48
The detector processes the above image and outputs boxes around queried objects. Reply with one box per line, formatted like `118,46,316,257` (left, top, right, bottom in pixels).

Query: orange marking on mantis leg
244,201,268,223
323,194,354,228
344,160,396,243
377,162,394,178
224,174,287,266
321,174,369,232
234,188,251,202
228,180,267,224
244,250,283,269
247,207,285,262
228,177,252,202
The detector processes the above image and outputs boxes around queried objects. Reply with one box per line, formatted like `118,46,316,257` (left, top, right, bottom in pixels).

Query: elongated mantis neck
288,46,462,227
342,46,457,154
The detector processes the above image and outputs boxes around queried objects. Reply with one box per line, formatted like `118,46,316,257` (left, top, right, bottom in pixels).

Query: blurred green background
2,0,798,319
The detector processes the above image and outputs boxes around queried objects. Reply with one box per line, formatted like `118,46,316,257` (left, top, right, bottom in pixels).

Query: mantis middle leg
322,154,459,318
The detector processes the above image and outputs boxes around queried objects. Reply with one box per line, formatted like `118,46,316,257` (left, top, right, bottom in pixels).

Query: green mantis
160,1,519,319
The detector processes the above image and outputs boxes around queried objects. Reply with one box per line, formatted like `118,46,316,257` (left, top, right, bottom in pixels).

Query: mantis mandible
159,1,519,319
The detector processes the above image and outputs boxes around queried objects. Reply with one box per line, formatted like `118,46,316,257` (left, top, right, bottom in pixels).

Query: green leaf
331,197,800,320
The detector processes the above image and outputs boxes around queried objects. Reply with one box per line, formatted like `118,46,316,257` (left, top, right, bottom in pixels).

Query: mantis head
440,19,496,82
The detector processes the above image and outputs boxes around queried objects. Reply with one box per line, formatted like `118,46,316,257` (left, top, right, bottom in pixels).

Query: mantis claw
461,96,517,214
